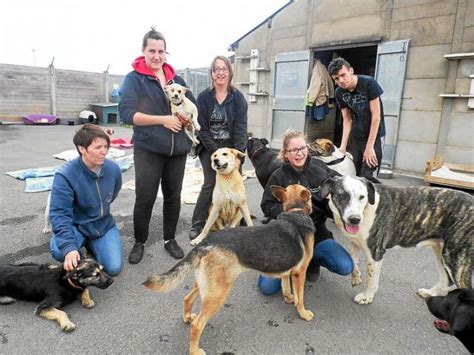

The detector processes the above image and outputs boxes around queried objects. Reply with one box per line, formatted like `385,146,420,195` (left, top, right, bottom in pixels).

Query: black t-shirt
335,75,385,140
210,103,231,141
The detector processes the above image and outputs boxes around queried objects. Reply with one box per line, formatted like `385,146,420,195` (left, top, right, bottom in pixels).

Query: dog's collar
67,278,85,290
286,207,306,213
250,145,266,158
326,155,346,166
173,101,183,106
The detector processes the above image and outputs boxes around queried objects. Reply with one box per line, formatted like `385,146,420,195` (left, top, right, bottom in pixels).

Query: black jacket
260,157,339,243
119,71,196,156
196,87,248,154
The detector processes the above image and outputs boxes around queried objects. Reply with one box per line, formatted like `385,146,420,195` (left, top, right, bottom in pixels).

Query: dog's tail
143,248,201,292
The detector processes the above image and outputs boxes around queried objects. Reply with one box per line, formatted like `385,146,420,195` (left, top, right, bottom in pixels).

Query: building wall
232,0,473,174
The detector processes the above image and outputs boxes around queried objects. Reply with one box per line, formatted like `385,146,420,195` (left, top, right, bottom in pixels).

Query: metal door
271,50,311,148
375,39,410,169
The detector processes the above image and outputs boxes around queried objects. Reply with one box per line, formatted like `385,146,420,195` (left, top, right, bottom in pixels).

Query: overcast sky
0,0,289,75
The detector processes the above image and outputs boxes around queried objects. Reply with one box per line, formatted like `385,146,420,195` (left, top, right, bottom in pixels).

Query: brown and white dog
190,148,253,246
164,83,200,146
309,138,356,176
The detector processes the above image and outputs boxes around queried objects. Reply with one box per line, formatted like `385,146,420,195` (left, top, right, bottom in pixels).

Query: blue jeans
257,238,353,295
50,226,123,276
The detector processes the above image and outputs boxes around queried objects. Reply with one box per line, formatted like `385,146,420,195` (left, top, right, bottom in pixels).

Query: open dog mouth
214,162,228,170
344,222,360,234
434,319,450,333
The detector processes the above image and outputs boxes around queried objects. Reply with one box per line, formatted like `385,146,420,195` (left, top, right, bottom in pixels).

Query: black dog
426,288,474,353
0,259,113,332
246,137,282,189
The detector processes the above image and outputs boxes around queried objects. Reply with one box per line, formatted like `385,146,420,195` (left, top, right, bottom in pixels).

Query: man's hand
162,115,183,133
338,146,346,154
363,146,378,168
175,113,192,129
64,250,81,272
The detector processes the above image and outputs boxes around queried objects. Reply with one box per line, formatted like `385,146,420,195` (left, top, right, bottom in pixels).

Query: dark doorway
311,45,377,146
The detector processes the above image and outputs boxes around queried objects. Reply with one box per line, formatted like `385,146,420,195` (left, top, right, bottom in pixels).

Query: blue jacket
50,157,122,257
119,69,196,156
196,87,248,153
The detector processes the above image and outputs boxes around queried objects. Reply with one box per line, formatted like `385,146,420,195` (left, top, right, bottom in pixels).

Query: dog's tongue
345,224,360,234
434,319,450,332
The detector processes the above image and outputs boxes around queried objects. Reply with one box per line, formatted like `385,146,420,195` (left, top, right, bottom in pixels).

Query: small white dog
165,83,200,146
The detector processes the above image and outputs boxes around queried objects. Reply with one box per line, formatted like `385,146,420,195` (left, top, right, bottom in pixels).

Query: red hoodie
132,56,175,83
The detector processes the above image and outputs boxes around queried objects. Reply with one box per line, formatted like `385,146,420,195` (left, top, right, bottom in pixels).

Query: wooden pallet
424,156,474,190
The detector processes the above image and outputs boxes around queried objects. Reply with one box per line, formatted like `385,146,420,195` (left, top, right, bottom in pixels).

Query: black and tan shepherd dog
144,184,316,355
0,259,113,332
426,288,474,353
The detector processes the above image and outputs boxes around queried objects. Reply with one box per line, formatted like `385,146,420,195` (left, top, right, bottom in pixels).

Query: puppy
144,184,316,355
0,259,113,331
165,83,200,146
309,138,356,176
246,137,282,188
319,175,473,304
426,289,474,353
190,148,253,246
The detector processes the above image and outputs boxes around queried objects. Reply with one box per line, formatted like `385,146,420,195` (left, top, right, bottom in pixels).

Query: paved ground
0,124,467,354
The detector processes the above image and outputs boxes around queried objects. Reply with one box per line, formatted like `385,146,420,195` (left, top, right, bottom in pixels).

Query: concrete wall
232,0,474,174
0,63,125,121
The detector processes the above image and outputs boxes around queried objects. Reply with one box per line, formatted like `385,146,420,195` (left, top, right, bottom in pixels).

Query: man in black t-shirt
328,57,385,177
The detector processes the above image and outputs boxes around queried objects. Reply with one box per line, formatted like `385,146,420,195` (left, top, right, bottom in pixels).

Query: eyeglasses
213,67,229,73
286,146,308,155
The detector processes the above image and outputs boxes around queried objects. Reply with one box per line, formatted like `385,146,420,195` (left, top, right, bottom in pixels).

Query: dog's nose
213,159,219,165
348,216,361,225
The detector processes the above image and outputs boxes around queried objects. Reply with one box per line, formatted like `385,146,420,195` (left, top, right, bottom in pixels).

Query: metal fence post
49,58,57,116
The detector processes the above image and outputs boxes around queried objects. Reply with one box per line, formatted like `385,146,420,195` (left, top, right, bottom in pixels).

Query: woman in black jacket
258,130,353,295
119,28,196,263
188,56,248,240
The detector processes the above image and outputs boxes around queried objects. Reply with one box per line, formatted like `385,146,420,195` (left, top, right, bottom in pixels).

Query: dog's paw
351,271,362,287
61,320,76,332
82,299,95,308
42,226,52,234
298,309,314,321
416,287,448,299
190,236,203,246
354,292,374,305
183,313,197,323
190,349,206,355
283,294,294,304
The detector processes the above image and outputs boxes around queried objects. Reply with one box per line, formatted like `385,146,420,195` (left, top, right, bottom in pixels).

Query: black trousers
191,149,215,230
348,136,383,177
133,149,187,243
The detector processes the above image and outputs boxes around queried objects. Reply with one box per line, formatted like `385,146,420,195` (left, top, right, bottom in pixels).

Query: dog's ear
271,185,287,202
164,86,170,94
318,178,334,200
326,142,335,153
366,180,376,205
261,138,269,145
232,149,247,158
300,187,312,201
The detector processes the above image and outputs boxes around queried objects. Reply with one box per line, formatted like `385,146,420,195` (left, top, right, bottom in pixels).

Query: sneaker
164,239,184,259
188,229,201,241
128,242,144,264
306,262,320,283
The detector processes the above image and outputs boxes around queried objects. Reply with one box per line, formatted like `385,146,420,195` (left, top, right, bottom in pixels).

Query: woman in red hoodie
119,27,196,264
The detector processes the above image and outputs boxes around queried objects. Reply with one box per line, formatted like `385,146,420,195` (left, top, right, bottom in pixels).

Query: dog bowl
378,168,393,179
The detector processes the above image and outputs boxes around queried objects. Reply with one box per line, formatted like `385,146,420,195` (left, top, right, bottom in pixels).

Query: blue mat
6,155,134,193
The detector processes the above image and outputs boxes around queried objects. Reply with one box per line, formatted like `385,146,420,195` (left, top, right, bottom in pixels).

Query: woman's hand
64,250,81,272
162,115,183,133
175,112,192,129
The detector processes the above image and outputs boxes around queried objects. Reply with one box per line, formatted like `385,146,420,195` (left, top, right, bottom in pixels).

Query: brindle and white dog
319,175,473,304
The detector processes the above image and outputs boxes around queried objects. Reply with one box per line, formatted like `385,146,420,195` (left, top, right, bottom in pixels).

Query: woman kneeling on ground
258,129,354,294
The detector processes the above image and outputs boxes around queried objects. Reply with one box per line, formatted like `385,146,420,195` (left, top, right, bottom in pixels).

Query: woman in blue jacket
119,28,196,263
188,56,248,240
50,124,123,275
